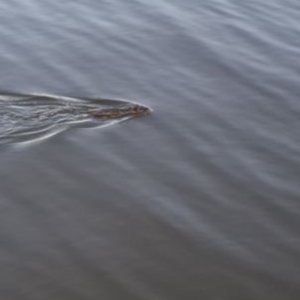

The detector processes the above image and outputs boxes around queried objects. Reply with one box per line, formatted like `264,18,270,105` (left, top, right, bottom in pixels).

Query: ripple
0,93,149,145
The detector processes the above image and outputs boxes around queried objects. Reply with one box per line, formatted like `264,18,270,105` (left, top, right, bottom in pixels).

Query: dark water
0,0,300,299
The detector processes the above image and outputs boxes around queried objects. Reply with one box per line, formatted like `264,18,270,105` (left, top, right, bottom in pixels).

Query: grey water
0,0,300,299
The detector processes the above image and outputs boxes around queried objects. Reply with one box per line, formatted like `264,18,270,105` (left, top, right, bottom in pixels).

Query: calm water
0,0,300,299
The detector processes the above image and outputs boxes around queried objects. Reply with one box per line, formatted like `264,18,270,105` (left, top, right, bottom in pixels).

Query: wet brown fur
88,103,151,119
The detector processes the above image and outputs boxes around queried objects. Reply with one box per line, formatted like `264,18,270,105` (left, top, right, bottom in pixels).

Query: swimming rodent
88,103,151,119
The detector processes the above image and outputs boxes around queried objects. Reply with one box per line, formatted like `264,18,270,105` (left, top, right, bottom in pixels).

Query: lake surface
0,0,300,299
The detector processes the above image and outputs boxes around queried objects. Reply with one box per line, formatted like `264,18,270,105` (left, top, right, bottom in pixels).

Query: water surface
0,0,300,299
